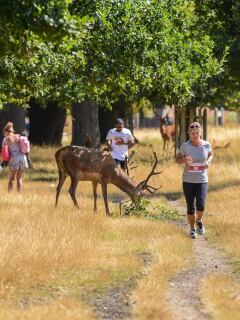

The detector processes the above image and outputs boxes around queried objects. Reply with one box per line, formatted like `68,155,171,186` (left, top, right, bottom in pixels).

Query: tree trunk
180,107,187,143
98,95,133,144
139,108,145,127
127,108,134,134
0,104,25,146
98,106,116,144
174,106,181,155
203,108,207,140
237,111,240,124
175,105,208,150
71,101,100,148
28,99,66,145
189,107,196,124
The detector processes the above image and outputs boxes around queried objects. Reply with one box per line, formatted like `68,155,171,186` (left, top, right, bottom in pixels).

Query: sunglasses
189,124,201,129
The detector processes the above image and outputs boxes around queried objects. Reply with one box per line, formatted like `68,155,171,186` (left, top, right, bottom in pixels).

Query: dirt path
166,200,232,320
86,252,152,320
86,200,234,320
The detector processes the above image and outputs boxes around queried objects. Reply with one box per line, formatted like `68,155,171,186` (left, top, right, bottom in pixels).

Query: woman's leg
196,183,208,220
8,170,17,191
183,182,197,229
16,169,23,192
196,183,208,234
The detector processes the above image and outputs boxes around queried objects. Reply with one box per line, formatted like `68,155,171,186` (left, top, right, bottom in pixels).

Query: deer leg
166,138,169,155
163,138,166,152
161,139,165,161
55,170,67,207
69,176,79,208
92,181,98,213
101,182,110,216
169,137,173,152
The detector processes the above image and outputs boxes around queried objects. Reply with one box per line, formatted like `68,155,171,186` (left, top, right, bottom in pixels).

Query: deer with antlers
55,146,161,215
154,106,175,152
160,114,175,151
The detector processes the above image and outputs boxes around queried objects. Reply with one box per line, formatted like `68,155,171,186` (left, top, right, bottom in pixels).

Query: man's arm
127,139,135,149
126,130,135,149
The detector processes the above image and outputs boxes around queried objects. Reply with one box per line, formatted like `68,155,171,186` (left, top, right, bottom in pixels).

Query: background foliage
1,0,236,109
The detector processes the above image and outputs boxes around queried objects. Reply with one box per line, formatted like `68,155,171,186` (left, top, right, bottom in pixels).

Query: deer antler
145,184,162,194
125,151,137,176
128,150,135,162
137,148,162,191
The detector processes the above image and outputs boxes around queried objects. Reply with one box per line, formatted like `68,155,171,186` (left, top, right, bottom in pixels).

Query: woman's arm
176,152,185,164
205,151,213,168
2,137,7,148
176,153,193,164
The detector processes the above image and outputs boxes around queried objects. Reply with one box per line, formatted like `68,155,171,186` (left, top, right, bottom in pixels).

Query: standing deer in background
55,146,161,215
154,107,175,152
160,113,175,151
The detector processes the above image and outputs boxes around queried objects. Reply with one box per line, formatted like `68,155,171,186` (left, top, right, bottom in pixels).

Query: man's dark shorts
114,159,125,169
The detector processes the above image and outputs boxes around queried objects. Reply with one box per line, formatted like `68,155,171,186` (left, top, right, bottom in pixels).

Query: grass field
0,118,239,319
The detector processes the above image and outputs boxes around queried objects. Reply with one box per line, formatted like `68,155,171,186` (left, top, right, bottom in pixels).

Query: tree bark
237,111,240,124
203,108,207,140
180,107,187,143
175,105,208,150
71,101,100,148
98,106,116,144
0,104,25,146
174,106,181,155
98,95,133,144
28,99,66,145
139,108,145,127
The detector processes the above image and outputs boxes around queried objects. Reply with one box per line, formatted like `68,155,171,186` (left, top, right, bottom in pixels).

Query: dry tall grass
135,124,240,320
0,120,239,319
0,141,192,319
200,275,240,320
134,124,240,318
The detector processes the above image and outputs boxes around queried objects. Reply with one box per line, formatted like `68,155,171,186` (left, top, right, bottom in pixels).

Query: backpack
1,145,10,161
19,136,30,154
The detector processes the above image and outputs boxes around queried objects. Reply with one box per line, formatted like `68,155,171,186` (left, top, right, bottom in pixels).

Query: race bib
188,163,205,173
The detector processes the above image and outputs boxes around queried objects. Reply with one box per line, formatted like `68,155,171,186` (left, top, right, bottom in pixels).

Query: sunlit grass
200,275,240,320
0,298,96,320
134,123,240,318
0,170,191,319
0,118,240,319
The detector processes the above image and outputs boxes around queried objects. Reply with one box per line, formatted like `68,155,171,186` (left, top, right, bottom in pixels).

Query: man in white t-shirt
106,118,135,170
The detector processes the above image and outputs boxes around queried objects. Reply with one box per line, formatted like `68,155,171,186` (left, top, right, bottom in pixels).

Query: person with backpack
1,122,30,192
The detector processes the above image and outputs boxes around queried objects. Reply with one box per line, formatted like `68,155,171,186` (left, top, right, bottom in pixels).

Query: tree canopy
195,0,240,110
0,0,236,109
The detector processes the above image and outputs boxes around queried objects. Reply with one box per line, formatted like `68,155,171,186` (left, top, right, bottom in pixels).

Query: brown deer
55,146,161,215
154,108,175,152
160,113,175,151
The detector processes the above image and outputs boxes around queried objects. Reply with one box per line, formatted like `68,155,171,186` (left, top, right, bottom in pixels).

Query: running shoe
196,220,205,235
189,228,197,239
